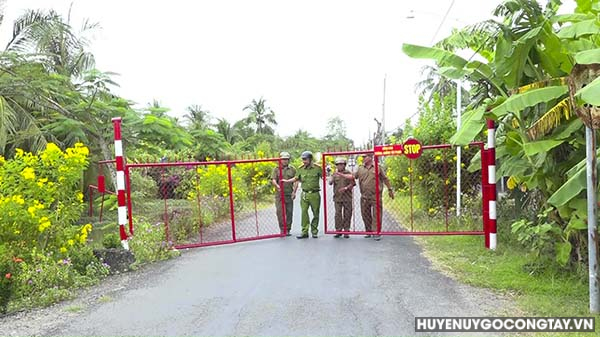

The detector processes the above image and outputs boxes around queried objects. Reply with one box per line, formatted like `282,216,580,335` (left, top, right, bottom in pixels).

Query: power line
430,0,456,45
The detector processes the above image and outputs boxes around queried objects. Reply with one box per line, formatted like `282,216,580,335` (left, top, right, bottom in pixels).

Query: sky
0,0,503,144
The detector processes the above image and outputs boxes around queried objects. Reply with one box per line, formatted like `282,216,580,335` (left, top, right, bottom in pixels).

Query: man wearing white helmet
328,157,354,238
271,151,297,236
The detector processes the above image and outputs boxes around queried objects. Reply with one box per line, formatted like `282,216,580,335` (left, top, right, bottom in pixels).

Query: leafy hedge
0,143,109,313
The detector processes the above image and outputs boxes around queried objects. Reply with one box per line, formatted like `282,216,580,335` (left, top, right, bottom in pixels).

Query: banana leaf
402,44,467,68
522,139,565,156
491,86,568,118
574,48,600,64
557,19,600,39
548,150,600,207
449,106,486,145
575,76,600,106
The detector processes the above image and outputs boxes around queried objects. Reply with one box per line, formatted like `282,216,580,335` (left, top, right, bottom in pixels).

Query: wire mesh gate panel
323,143,484,236
126,158,286,249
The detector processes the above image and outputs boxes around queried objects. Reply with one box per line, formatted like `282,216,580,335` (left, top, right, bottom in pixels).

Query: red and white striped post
112,117,129,250
486,119,497,250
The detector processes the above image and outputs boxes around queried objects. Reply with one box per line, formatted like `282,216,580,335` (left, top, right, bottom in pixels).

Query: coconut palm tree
6,7,96,78
184,104,211,130
243,97,277,135
214,117,241,144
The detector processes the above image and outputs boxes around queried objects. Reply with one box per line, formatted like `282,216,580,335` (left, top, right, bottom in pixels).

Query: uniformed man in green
328,157,354,238
339,153,394,241
283,151,322,239
271,151,297,236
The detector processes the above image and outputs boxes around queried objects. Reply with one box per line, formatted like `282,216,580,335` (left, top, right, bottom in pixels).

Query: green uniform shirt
354,164,389,200
271,165,297,196
331,169,354,202
296,163,322,192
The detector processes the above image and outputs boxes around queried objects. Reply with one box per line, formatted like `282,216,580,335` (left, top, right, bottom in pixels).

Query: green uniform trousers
300,191,320,235
275,194,293,233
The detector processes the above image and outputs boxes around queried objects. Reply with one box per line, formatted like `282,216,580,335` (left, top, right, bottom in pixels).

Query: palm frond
0,96,16,154
526,97,572,140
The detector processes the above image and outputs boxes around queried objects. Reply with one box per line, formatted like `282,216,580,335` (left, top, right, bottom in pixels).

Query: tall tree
214,117,239,144
184,104,211,130
243,97,277,135
323,116,354,149
6,7,96,78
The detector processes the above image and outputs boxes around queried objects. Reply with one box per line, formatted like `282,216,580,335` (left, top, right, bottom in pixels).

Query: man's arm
336,171,355,180
271,168,281,191
281,176,298,183
380,169,395,199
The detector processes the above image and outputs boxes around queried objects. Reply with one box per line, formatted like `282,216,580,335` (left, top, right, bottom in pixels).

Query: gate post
482,148,489,249
227,162,237,242
112,117,129,250
485,119,497,250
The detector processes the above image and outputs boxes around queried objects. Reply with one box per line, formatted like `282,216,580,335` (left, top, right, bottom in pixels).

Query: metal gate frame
124,158,289,250
322,141,490,239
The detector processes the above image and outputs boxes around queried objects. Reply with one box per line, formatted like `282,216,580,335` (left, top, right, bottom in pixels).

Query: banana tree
403,0,600,266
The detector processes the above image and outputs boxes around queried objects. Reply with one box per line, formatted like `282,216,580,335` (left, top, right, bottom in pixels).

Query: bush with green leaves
12,250,108,309
102,233,122,249
0,244,16,314
386,93,481,216
0,143,113,312
129,220,179,265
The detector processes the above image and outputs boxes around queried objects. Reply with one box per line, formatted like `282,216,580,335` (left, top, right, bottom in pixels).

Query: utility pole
382,74,387,145
456,80,462,216
585,126,599,313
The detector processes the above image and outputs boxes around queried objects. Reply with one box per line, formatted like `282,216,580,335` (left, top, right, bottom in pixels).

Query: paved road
49,183,497,336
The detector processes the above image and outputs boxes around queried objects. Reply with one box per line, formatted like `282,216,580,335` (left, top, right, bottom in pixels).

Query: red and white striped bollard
486,119,497,250
112,117,129,250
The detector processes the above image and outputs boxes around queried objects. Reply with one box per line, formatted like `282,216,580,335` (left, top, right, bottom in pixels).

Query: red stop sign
403,138,423,159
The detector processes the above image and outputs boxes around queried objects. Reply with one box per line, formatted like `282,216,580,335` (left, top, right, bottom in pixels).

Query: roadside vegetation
1,0,600,320
0,6,358,314
398,0,600,321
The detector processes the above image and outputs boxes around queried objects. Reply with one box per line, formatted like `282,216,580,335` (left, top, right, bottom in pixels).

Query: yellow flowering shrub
0,143,91,260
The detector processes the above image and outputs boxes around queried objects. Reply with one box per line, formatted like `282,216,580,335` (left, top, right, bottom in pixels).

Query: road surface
34,183,502,336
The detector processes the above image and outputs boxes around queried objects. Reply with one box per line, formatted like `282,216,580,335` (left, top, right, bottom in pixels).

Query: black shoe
373,235,382,241
286,232,292,237
333,234,342,238
364,234,372,238
296,234,308,239
312,234,318,238
344,234,350,238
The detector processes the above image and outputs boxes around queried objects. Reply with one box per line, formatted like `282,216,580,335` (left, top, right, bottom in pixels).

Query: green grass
386,193,599,335
416,236,588,315
385,194,481,232
64,305,84,313
98,295,112,303
416,235,599,336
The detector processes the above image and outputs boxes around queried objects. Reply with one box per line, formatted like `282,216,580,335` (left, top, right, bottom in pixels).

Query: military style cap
280,151,291,159
334,157,347,164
